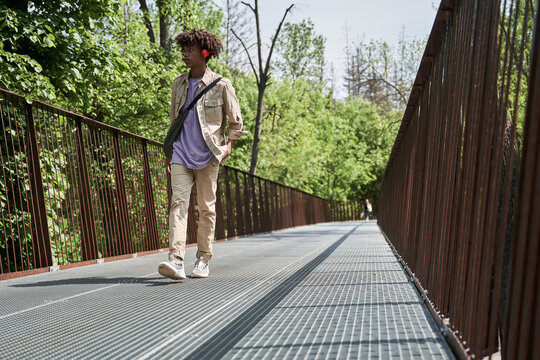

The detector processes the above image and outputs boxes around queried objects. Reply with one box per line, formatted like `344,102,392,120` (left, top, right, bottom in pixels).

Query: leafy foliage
0,105,33,272
344,29,425,111
275,19,326,83
1,0,405,219
225,75,400,203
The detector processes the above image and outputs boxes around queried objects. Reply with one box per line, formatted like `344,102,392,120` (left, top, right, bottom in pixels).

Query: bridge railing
379,0,539,358
0,88,360,278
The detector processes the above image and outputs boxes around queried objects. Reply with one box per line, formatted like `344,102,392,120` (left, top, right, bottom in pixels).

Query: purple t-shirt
171,77,215,169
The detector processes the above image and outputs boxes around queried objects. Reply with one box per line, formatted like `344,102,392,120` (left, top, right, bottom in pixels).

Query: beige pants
169,159,220,261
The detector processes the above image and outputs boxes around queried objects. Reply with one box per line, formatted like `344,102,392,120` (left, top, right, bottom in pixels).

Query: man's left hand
221,140,235,164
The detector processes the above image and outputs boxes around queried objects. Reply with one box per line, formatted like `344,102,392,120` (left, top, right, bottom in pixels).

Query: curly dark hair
174,29,223,62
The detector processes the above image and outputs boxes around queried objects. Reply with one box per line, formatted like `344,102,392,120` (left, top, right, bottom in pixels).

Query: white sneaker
158,255,186,280
191,257,209,278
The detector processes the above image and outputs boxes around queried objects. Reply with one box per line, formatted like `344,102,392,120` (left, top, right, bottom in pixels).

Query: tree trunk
137,0,155,44
250,85,266,174
236,1,293,174
159,11,171,50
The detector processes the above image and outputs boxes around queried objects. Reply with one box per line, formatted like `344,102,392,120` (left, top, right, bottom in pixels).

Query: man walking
158,29,247,280
364,199,373,221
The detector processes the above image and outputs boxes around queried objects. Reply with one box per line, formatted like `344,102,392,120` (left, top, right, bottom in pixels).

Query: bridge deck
0,222,453,359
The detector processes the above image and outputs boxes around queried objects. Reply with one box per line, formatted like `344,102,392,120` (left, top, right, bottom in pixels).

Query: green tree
233,75,400,204
0,0,123,102
344,29,425,111
231,0,294,175
0,0,411,221
275,19,326,84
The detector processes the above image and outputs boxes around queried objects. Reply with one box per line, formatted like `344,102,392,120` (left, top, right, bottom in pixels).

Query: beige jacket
169,68,247,162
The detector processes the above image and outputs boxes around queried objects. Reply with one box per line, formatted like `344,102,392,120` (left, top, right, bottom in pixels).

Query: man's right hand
166,159,171,173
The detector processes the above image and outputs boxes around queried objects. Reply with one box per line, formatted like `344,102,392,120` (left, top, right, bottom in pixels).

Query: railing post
141,141,159,250
187,188,197,244
284,186,288,227
243,173,252,235
282,187,286,227
234,170,244,236
251,175,260,233
270,182,277,231
215,176,226,240
75,122,98,260
224,167,236,238
287,188,292,227
257,177,266,232
263,180,272,231
112,133,132,254
25,102,52,268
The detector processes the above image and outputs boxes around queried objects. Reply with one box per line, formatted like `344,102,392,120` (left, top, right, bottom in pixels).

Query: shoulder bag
163,77,222,159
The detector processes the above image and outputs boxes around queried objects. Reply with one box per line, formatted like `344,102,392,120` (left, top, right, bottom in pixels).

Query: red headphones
201,49,214,58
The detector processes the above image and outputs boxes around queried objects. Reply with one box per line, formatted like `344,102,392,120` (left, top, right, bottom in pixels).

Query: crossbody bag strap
180,76,223,116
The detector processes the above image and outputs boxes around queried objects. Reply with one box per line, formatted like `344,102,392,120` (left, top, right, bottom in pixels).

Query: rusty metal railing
503,1,540,358
0,88,360,278
379,0,538,358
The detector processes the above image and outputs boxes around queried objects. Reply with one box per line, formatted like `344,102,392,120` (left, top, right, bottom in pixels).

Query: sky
214,0,438,98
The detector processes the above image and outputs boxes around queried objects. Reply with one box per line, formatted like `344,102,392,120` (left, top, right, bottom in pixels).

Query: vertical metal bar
234,170,244,236
283,185,287,227
269,182,276,231
142,140,159,251
47,110,75,263
63,112,86,261
264,180,270,232
243,172,252,235
148,145,166,248
112,133,132,254
224,167,236,238
292,189,297,226
251,175,260,233
276,185,283,230
288,187,293,227
124,139,137,251
25,102,52,268
255,175,260,232
257,177,265,232
87,126,108,259
54,112,79,261
0,97,15,273
103,131,120,256
10,102,31,270
187,188,197,244
129,139,145,252
38,107,70,265
76,121,98,260
215,175,226,241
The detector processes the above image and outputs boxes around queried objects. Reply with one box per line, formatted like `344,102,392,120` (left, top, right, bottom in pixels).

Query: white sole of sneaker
190,273,208,278
158,262,186,280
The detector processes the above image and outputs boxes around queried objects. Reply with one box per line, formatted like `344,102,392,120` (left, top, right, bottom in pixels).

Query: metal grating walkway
0,222,454,359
